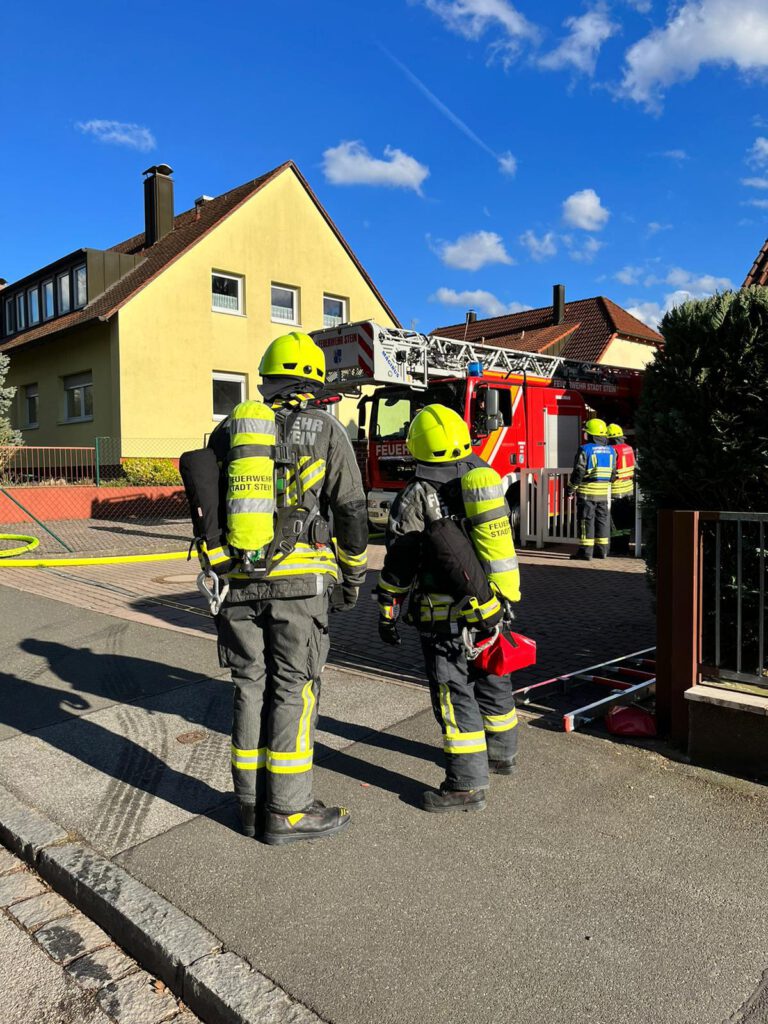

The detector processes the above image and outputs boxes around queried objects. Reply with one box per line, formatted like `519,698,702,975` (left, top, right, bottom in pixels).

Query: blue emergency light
467,361,483,377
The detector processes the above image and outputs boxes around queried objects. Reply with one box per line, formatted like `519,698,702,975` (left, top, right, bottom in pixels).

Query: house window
28,286,40,326
212,372,246,420
212,272,244,314
57,272,71,314
15,293,26,330
23,384,39,428
63,371,93,422
323,295,347,328
271,284,298,325
3,297,13,335
73,265,87,309
42,280,54,320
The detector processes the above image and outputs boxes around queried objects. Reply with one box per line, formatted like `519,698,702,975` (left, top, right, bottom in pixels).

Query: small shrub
121,458,182,487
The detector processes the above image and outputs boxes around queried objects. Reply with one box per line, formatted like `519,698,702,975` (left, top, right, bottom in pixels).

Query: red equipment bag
474,632,536,676
604,705,657,738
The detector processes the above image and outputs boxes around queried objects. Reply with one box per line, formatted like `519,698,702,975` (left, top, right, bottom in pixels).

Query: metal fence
0,438,202,558
700,512,768,689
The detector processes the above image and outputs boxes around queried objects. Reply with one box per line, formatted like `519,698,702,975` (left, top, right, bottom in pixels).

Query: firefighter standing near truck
606,423,636,554
568,417,616,560
207,332,368,845
377,404,521,813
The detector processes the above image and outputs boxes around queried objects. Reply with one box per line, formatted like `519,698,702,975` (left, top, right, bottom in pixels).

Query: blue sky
2,0,768,330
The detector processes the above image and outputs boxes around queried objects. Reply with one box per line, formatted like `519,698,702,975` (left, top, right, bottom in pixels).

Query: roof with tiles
432,295,662,364
743,238,768,287
1,162,399,353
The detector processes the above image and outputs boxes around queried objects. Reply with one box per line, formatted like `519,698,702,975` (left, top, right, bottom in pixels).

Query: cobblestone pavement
0,847,199,1024
0,542,654,690
0,515,190,557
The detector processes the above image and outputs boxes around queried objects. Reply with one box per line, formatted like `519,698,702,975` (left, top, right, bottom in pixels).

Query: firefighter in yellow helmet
377,404,522,812
567,417,617,560
209,331,368,844
606,423,636,554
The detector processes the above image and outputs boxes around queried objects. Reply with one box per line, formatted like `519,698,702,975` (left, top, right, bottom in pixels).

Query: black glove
330,584,359,613
378,618,401,646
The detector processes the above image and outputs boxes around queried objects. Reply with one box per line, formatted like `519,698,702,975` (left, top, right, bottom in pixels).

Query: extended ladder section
311,320,635,393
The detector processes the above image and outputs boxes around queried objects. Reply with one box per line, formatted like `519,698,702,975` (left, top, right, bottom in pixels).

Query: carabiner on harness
461,624,500,661
197,570,230,616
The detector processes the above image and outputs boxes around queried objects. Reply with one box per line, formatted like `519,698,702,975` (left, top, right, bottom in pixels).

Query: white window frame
211,271,245,316
27,285,40,326
23,383,39,428
57,272,71,314
42,279,55,320
63,371,93,424
73,264,87,309
323,293,347,329
212,371,246,421
271,283,299,326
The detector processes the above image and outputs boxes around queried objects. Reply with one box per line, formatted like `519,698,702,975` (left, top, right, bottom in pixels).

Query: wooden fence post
656,510,700,745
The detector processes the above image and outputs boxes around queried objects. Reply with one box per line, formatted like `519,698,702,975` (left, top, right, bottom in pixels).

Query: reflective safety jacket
208,401,368,600
379,456,521,634
610,441,636,498
569,442,616,501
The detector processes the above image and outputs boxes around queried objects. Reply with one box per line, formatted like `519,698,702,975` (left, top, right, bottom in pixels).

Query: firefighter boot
570,549,591,561
263,801,351,846
488,756,517,776
238,800,267,838
422,783,487,813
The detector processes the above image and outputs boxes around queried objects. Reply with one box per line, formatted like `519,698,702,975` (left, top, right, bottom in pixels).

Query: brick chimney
142,164,174,247
553,283,565,325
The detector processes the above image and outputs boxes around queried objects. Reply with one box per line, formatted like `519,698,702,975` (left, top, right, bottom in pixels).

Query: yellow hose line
0,534,189,567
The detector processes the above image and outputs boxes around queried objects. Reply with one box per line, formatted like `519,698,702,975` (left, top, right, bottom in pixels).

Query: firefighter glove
378,618,402,646
330,584,359,613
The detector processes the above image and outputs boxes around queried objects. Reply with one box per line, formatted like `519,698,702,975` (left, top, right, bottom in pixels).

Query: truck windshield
373,383,464,441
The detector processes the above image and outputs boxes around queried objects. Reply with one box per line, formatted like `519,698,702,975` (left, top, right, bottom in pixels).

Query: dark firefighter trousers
420,634,519,791
216,593,330,814
576,496,610,557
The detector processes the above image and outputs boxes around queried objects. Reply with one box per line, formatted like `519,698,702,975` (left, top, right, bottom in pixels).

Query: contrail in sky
378,43,516,175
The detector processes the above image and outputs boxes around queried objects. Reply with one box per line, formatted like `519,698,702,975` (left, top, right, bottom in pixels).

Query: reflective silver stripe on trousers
227,498,274,513
230,418,276,437
463,485,504,503
482,555,520,573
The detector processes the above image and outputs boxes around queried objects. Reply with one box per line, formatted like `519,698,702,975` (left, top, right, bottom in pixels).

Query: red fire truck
311,321,643,529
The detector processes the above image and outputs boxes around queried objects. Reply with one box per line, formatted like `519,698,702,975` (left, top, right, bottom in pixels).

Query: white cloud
748,137,768,166
566,235,603,263
431,286,531,318
562,188,610,230
76,119,156,151
538,4,619,76
625,0,652,11
436,230,514,270
498,151,518,176
660,149,688,161
745,198,768,209
519,229,557,261
418,0,539,64
322,141,429,193
615,265,643,285
665,266,732,291
647,220,672,235
742,176,768,188
621,0,768,110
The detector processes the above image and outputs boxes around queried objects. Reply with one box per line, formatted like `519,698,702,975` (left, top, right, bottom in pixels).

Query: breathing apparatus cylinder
226,400,277,554
461,466,521,604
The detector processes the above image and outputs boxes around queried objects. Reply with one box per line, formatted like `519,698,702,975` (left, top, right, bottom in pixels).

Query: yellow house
0,162,399,458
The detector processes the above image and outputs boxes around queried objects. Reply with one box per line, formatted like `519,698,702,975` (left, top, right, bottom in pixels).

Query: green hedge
121,458,182,487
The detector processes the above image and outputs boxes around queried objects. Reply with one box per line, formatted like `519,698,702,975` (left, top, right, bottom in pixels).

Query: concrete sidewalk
2,561,768,1024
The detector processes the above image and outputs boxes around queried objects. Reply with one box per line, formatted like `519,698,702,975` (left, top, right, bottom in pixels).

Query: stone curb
0,785,326,1024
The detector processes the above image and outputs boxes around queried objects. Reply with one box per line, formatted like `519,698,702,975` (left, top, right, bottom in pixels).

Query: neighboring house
743,239,768,286
432,285,662,370
0,162,399,455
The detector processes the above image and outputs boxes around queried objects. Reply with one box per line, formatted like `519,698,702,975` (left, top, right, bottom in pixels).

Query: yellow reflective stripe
443,730,487,754
437,682,459,736
287,813,305,826
337,546,367,568
231,745,266,769
483,709,518,733
207,546,230,565
297,681,315,753
267,564,339,577
378,577,410,595
266,748,314,773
